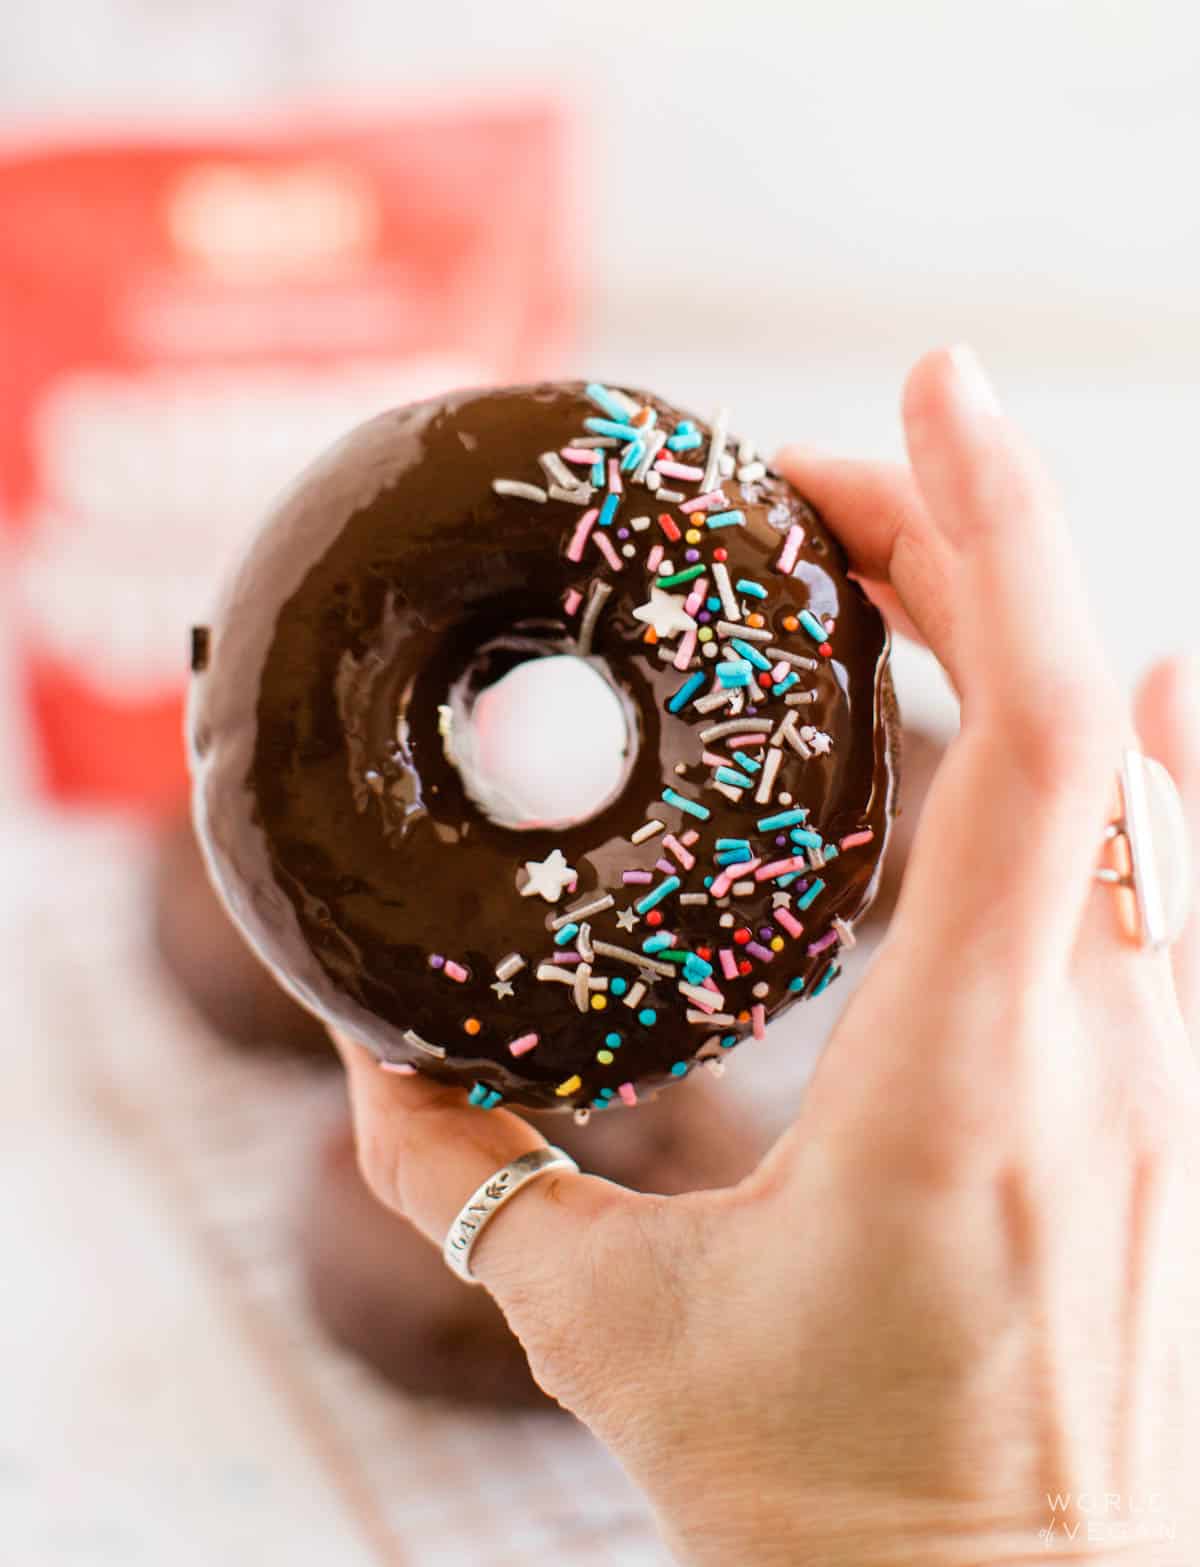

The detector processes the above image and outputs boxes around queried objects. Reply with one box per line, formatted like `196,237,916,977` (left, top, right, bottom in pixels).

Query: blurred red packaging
0,104,578,812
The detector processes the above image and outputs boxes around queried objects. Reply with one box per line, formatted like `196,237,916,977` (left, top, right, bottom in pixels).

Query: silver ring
1096,748,1193,951
443,1146,580,1284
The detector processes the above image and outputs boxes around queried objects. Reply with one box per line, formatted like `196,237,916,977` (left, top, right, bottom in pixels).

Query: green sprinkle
657,563,706,589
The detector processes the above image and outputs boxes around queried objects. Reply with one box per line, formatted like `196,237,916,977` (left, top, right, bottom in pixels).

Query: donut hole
447,651,636,831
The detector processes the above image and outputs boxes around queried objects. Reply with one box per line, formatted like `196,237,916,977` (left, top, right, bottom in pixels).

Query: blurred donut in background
151,812,333,1059
299,1079,765,1409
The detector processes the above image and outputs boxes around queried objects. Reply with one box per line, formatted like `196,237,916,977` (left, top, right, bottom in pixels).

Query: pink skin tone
333,348,1200,1566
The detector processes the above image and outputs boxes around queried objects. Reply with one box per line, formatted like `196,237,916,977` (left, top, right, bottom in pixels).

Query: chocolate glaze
189,383,898,1111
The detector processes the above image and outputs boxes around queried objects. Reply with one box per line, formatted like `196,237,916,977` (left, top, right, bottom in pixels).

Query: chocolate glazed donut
189,382,898,1114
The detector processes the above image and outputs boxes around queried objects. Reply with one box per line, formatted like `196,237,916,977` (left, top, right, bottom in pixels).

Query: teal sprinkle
716,766,754,789
703,873,714,886
667,429,702,451
598,492,619,528
716,661,752,688
658,563,706,588
610,976,628,996
599,1086,616,1099
798,878,826,911
584,416,640,440
758,807,809,831
643,932,675,954
730,637,771,671
788,975,806,993
591,1098,609,1108
675,420,695,434
777,871,800,888
620,438,644,472
789,827,823,848
638,1008,657,1027
716,837,751,850
706,509,745,529
668,671,706,713
585,382,632,422
824,844,839,860
706,596,722,613
735,578,767,599
799,609,827,643
683,954,713,985
636,875,681,915
662,788,710,820
774,672,799,696
716,847,753,865
720,1033,738,1048
554,922,580,946
605,1032,622,1048
481,1089,503,1111
670,1062,688,1077
591,455,604,486
811,962,841,998
732,750,761,774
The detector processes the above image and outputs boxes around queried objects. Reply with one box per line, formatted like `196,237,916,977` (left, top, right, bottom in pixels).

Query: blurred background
2,3,1197,1563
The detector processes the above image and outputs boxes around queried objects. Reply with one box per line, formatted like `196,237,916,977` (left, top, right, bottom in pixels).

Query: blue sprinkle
605,1032,622,1048
638,1008,657,1027
682,954,713,985
670,1061,688,1077
788,975,806,993
481,1089,503,1111
599,1086,616,1099
703,873,715,887
584,416,640,440
735,578,768,599
716,837,751,850
469,1081,501,1108
716,660,752,688
716,847,753,865
798,878,826,912
811,961,841,998
662,788,710,820
799,609,827,643
731,637,772,672
789,827,823,848
758,808,809,831
732,750,761,774
716,766,754,789
610,976,628,996
554,922,580,946
620,438,644,472
774,672,799,696
598,492,619,528
706,509,745,530
824,844,839,860
591,455,605,487
777,871,800,888
635,875,681,915
667,429,702,451
643,932,675,954
668,671,707,713
706,596,722,613
585,382,632,423
720,1033,738,1048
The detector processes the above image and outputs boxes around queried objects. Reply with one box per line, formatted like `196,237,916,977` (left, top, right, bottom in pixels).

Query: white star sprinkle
615,907,639,931
518,848,577,903
809,730,833,756
490,979,515,999
631,586,697,641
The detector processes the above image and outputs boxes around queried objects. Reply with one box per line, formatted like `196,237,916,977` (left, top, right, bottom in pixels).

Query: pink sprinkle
724,734,766,750
443,960,469,983
755,856,809,882
617,1081,638,1106
808,930,838,955
680,829,700,846
662,834,695,870
673,627,697,670
562,447,598,464
623,869,654,884
380,1060,417,1075
719,948,739,980
711,858,761,898
552,952,581,965
684,577,708,615
701,750,728,769
840,829,875,850
566,507,599,563
775,523,805,575
608,458,623,494
655,858,674,875
770,661,790,682
563,587,582,615
702,975,722,993
751,1004,766,1040
656,460,705,481
680,490,727,514
593,531,623,571
646,543,664,572
775,906,805,939
509,1033,539,1057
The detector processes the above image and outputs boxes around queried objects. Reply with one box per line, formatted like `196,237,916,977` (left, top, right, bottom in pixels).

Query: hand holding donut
333,349,1200,1566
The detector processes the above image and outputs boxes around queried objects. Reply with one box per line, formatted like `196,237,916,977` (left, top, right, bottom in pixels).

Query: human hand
332,347,1200,1566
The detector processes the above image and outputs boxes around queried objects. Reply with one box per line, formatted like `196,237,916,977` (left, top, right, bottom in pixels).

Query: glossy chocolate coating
189,383,897,1111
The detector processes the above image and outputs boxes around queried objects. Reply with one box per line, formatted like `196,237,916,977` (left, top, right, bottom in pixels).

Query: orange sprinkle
746,612,766,629
737,1009,751,1023
782,615,799,632
632,406,652,427
644,626,658,644
463,1017,482,1036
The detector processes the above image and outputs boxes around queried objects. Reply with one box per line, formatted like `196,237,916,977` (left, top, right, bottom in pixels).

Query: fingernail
947,344,1001,418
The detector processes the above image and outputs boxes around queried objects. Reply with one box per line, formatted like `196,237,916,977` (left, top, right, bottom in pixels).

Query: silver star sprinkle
518,848,577,903
490,979,515,999
631,586,697,641
615,907,639,932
